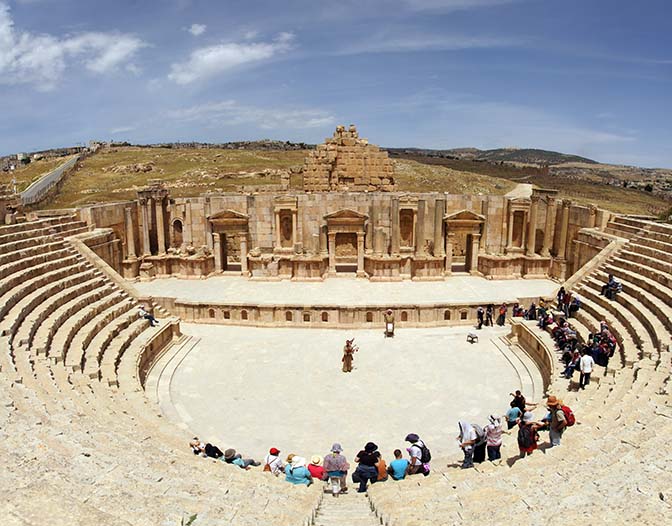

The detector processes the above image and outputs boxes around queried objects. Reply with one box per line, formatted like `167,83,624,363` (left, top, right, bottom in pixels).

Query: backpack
414,442,431,463
517,424,537,449
560,405,575,427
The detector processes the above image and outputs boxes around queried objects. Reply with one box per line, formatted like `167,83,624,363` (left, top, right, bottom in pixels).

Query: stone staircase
314,492,379,526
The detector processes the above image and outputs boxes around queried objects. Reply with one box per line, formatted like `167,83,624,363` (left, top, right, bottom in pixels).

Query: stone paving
134,275,557,306
162,323,541,461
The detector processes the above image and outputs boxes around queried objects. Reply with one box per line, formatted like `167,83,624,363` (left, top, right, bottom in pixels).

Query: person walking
496,303,507,326
457,421,477,469
484,415,503,462
579,349,595,390
485,304,494,327
476,306,484,330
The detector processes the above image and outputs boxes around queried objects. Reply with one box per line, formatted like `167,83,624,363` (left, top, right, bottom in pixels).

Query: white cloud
402,0,523,11
167,32,295,85
339,32,523,55
188,23,206,36
164,100,334,129
0,2,145,90
110,126,135,134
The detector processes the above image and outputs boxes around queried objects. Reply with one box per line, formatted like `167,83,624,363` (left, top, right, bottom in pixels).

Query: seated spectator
223,448,260,469
387,449,409,480
263,447,284,476
505,402,522,430
376,453,388,482
138,305,159,327
308,455,326,480
602,274,622,300
405,433,430,476
285,457,313,485
189,437,223,459
562,350,581,379
568,295,581,317
353,442,381,493
323,443,349,494
525,302,537,321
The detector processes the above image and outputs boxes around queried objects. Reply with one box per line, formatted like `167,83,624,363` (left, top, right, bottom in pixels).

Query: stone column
444,232,454,275
140,199,151,256
155,198,166,255
589,205,598,229
213,233,222,272
541,197,556,257
391,197,400,256
480,198,489,254
415,199,426,254
292,211,298,246
320,225,328,256
433,199,445,257
205,198,213,249
275,211,282,248
357,232,365,276
470,233,481,274
558,200,571,260
506,208,514,250
373,227,385,256
240,235,248,275
526,195,540,256
124,206,136,259
184,200,193,246
328,232,336,273
365,203,374,253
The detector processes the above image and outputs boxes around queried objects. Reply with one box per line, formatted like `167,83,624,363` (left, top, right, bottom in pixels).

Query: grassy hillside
41,146,516,209
1,156,74,193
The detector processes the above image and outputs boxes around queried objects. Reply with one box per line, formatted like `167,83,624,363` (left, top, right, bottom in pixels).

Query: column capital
530,194,541,204
562,199,572,208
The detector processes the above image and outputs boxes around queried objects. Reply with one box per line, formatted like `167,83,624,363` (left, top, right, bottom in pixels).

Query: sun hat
364,442,378,453
405,433,419,442
310,455,323,466
522,411,534,423
546,395,560,407
291,456,306,468
286,453,295,463
331,443,343,453
269,447,280,456
224,448,236,460
387,309,393,314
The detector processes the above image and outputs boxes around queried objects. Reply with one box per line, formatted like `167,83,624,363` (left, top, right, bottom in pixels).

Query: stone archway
444,210,485,275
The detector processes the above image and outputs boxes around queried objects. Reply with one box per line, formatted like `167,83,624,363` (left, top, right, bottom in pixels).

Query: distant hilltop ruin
302,124,396,192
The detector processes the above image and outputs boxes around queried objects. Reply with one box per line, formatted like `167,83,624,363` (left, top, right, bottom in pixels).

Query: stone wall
302,125,395,192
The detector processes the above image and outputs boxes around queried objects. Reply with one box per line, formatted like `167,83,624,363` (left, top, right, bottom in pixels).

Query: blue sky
1,0,670,167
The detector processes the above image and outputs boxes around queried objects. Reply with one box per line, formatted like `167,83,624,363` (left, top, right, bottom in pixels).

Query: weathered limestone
302,125,396,192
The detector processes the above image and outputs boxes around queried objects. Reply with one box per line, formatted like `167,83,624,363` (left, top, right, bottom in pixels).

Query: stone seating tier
1,215,672,524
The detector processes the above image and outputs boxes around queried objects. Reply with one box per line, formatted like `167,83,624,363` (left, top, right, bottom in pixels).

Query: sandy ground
162,323,541,463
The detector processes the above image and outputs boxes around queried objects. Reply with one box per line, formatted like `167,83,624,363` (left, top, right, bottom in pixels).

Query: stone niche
302,124,396,192
324,208,368,277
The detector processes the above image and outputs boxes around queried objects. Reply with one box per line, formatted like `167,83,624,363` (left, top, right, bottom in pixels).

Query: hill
388,147,597,166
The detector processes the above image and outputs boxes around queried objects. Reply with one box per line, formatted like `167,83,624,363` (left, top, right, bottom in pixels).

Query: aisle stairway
315,492,380,526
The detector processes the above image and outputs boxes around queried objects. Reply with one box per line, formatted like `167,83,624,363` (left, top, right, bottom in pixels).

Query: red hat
269,447,280,455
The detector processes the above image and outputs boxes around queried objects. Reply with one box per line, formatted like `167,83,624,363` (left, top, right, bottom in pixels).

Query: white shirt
580,354,594,373
264,454,284,475
409,441,423,465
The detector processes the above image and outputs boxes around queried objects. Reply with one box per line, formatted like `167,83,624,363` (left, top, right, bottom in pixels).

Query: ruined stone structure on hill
302,124,396,192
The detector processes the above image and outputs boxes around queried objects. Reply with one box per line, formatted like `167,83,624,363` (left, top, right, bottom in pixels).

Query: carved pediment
444,209,485,223
324,209,369,221
208,209,249,221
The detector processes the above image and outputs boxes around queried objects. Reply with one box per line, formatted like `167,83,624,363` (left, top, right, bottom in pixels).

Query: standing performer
383,309,395,337
342,339,357,372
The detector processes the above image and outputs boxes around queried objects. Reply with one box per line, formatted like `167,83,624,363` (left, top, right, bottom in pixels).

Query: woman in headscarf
484,415,503,462
457,421,477,469
284,456,313,485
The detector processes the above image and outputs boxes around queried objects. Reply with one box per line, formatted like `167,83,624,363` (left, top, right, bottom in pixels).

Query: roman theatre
1,125,670,525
